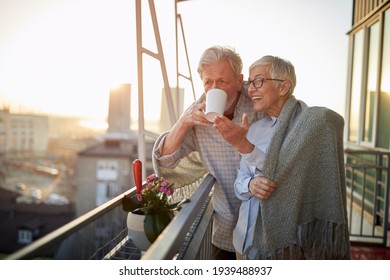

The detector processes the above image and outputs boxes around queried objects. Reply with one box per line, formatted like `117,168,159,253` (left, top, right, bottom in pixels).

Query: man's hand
180,101,209,128
162,101,208,155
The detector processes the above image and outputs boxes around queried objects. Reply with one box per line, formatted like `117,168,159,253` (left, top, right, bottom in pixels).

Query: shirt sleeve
240,146,266,171
153,129,197,168
153,132,181,167
234,158,254,201
235,145,267,201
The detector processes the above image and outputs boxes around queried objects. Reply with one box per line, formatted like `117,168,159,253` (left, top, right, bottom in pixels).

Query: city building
0,187,74,255
343,0,390,259
75,84,154,217
0,109,79,255
0,108,49,154
106,84,132,139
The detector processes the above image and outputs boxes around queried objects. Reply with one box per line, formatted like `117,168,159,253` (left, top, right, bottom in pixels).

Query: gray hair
249,55,296,95
197,45,243,79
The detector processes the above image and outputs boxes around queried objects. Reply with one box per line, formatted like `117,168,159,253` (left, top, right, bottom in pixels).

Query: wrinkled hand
249,176,277,201
179,101,209,128
161,100,208,155
214,113,252,153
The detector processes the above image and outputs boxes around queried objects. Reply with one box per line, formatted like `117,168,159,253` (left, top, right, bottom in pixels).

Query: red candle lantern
132,159,142,194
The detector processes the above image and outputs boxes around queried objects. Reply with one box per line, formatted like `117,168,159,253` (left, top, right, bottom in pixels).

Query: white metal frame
135,0,195,176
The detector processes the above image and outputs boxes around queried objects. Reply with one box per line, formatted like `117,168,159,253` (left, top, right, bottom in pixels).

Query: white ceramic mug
205,89,227,122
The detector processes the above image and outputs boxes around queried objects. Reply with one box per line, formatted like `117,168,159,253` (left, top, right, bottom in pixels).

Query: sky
0,0,353,128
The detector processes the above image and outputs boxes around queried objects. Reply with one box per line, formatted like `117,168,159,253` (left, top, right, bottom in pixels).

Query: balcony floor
350,242,390,260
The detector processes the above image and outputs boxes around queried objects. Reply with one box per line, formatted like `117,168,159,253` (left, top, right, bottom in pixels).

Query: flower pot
127,211,151,252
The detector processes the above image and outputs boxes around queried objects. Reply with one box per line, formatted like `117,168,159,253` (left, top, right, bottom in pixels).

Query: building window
96,159,118,180
18,230,33,245
363,22,379,144
378,8,390,149
348,29,364,143
96,181,118,206
347,6,390,150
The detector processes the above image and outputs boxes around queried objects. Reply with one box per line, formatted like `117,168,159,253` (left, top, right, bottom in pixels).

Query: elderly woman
214,55,351,260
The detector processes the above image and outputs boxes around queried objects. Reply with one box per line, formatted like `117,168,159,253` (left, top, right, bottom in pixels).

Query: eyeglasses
245,77,285,89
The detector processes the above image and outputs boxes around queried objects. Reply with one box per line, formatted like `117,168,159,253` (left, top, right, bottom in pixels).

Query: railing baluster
345,149,390,246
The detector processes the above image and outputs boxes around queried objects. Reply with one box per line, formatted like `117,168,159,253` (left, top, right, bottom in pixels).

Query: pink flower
147,174,157,182
123,169,176,215
159,187,167,193
165,188,173,196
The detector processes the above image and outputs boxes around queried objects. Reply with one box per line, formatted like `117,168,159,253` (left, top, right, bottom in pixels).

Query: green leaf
144,212,172,243
121,194,142,212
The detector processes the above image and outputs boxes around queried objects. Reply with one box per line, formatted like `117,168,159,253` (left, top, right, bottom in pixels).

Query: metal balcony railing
3,149,390,260
3,174,215,260
345,148,390,246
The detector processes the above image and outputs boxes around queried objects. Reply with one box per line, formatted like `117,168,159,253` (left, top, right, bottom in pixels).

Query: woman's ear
280,80,291,96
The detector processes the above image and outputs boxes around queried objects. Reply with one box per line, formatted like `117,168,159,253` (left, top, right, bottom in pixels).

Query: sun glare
1,0,351,120
0,0,137,120
79,120,108,131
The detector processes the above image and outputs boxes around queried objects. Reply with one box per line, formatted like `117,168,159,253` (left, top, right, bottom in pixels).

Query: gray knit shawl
245,96,351,260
